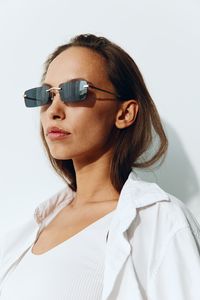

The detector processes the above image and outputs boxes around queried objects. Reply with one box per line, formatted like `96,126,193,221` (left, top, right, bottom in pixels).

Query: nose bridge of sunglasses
46,87,62,100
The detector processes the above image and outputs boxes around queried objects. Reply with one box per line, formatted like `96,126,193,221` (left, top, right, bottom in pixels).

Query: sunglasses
23,79,121,108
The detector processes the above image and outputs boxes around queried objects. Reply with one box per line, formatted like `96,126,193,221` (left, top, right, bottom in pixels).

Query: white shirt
0,210,115,300
0,171,200,300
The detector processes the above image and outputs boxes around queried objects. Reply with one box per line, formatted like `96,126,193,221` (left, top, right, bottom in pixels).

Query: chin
50,153,72,160
48,149,71,160
47,144,73,160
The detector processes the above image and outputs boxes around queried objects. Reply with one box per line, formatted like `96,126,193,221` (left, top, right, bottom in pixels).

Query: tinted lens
24,86,50,107
59,80,88,102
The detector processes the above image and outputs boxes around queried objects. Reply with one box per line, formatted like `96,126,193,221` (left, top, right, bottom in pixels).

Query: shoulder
127,181,200,292
126,180,200,291
124,172,199,235
0,186,72,267
130,186,200,248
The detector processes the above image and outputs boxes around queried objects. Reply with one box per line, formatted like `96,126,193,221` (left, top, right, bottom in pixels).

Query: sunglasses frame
24,79,122,108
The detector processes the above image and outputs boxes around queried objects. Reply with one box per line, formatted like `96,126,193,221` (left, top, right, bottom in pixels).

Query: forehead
44,46,109,86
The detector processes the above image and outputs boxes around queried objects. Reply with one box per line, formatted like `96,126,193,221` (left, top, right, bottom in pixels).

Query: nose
47,90,66,120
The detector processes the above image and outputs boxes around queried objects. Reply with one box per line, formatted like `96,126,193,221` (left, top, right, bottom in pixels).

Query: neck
71,151,119,208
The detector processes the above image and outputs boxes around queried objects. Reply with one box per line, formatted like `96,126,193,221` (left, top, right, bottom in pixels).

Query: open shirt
0,172,200,300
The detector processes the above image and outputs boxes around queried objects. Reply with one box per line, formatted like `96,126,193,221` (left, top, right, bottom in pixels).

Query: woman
0,34,200,299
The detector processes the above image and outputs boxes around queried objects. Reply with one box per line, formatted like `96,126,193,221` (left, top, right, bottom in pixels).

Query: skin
40,46,139,210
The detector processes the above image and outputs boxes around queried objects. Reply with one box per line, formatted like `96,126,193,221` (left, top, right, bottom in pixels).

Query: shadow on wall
135,120,200,206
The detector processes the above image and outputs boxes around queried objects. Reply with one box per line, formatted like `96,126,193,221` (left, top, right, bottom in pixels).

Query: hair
40,33,168,192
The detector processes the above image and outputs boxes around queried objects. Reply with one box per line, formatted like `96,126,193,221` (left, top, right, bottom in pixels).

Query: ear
115,100,139,129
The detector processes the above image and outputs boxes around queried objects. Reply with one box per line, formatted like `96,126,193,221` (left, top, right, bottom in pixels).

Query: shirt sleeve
148,226,200,300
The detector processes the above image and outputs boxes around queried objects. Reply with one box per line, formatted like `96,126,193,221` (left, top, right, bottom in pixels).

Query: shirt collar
34,185,76,224
106,171,170,234
121,171,170,208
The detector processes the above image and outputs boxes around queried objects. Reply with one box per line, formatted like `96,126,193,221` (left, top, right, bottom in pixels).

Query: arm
148,226,200,300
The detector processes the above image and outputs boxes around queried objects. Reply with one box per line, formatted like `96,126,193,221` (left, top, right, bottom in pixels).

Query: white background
0,0,199,235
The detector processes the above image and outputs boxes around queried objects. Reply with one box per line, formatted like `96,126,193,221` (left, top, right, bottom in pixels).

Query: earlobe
115,100,139,129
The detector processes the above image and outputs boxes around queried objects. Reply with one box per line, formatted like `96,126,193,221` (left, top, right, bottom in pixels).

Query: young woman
0,34,200,300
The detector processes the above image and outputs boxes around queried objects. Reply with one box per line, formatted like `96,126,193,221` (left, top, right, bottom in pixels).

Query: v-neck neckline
30,209,115,257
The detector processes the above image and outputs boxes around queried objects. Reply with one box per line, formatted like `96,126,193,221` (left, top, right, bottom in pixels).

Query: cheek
39,103,117,159
74,105,116,144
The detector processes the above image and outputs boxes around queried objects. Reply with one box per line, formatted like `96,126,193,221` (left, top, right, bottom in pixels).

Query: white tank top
1,210,115,300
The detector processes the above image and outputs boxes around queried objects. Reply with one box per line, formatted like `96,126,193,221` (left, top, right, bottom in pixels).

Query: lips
46,126,71,141
46,126,70,135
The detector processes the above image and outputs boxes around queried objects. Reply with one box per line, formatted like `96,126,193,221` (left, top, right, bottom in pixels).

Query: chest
32,204,116,255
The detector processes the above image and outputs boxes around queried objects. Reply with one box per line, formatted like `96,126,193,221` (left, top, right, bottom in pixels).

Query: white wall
0,0,199,235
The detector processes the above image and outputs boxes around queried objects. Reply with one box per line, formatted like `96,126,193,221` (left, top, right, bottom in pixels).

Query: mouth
47,126,70,133
46,126,71,141
47,131,71,141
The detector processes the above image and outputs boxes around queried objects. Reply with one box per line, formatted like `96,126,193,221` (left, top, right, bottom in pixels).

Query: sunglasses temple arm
89,85,121,99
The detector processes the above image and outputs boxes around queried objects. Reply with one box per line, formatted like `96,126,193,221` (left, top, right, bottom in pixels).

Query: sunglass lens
24,86,50,107
60,80,88,102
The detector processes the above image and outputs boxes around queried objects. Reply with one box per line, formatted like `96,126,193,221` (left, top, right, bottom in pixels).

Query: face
40,46,119,164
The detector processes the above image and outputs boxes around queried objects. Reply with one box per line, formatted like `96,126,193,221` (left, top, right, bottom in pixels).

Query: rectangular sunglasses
23,79,121,108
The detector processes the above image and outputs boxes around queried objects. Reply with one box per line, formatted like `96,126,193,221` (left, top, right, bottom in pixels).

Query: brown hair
40,34,168,192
